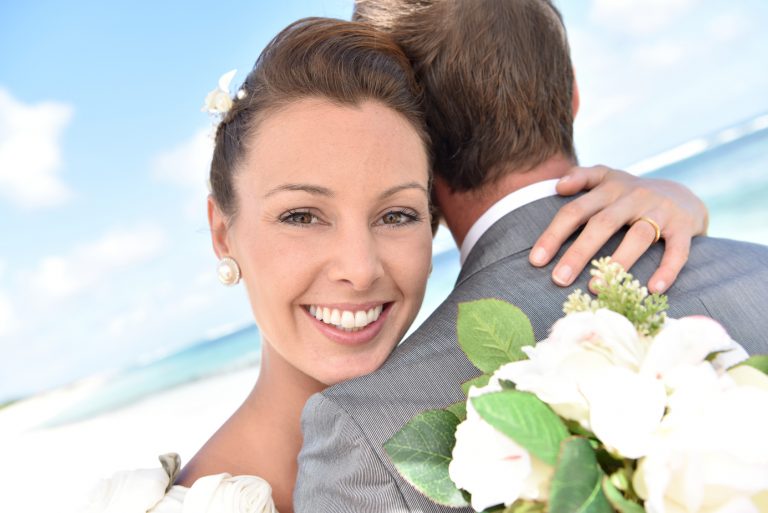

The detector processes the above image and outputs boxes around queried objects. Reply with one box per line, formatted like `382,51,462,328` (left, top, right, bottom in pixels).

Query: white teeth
341,311,355,329
308,304,385,330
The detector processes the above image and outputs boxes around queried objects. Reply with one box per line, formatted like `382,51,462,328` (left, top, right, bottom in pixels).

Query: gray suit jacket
294,195,768,512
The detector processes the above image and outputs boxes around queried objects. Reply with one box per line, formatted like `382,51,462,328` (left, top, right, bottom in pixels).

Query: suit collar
457,194,572,285
459,179,559,264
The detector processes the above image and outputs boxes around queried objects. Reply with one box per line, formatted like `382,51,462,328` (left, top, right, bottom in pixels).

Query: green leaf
499,379,517,390
461,373,491,395
735,355,768,375
504,500,546,513
446,401,467,422
602,477,646,513
549,437,613,513
384,410,468,507
457,299,534,374
471,390,569,466
564,419,597,439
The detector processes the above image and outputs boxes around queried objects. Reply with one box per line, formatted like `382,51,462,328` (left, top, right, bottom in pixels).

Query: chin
320,354,389,386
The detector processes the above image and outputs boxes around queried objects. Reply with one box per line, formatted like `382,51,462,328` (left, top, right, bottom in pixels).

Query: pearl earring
217,256,241,286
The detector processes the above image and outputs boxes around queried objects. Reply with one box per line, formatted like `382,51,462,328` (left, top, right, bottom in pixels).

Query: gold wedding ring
632,216,661,243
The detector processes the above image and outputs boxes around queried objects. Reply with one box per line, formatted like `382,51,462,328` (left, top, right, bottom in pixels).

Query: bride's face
212,98,432,386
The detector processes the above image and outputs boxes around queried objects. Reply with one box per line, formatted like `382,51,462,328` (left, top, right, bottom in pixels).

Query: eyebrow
263,181,428,200
263,183,334,198
378,182,429,200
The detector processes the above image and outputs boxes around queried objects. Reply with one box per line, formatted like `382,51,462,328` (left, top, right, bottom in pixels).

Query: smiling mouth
305,304,388,332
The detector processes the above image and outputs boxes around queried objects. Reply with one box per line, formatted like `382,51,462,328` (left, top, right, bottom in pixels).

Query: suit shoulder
690,236,768,262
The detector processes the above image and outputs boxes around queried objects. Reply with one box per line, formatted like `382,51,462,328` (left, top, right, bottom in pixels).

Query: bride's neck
247,342,326,428
177,341,323,513
239,341,326,513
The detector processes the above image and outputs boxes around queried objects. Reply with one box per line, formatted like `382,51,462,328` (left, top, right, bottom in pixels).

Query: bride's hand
529,165,708,294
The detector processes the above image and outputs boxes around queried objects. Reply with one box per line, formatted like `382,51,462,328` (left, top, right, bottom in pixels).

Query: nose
326,225,384,291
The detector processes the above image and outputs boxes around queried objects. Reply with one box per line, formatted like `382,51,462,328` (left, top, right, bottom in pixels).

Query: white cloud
29,225,167,300
590,0,697,35
151,128,214,194
575,93,636,131
204,321,248,341
164,292,212,318
0,88,74,208
709,12,750,42
0,291,18,337
632,40,686,68
107,307,148,338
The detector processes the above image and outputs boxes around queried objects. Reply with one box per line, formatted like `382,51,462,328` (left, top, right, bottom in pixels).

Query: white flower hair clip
202,69,246,115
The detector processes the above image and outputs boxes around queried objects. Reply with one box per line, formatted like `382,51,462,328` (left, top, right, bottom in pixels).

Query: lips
307,304,384,331
303,302,392,346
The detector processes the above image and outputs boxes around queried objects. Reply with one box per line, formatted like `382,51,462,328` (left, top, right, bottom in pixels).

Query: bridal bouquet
384,258,768,513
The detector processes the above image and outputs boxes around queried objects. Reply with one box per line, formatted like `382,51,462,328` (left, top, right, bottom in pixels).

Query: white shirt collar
459,179,560,264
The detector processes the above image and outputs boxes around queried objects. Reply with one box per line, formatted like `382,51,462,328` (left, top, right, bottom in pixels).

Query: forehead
238,98,429,194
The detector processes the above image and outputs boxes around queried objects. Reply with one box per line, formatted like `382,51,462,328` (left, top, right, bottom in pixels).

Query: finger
647,231,691,294
530,188,614,266
612,216,662,269
587,216,661,293
551,209,626,286
556,165,611,196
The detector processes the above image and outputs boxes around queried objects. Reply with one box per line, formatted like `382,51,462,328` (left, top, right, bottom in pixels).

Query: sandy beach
0,366,260,513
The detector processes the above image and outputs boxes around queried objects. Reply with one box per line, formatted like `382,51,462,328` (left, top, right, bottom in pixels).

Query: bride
83,17,708,513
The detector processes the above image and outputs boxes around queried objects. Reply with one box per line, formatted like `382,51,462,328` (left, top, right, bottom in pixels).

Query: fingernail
652,280,667,293
531,247,548,265
558,175,571,184
553,265,573,286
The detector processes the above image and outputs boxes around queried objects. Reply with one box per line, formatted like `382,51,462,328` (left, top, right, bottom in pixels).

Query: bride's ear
208,195,232,259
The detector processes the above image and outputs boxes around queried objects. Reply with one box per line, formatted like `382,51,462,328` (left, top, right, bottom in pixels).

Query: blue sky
1,0,767,401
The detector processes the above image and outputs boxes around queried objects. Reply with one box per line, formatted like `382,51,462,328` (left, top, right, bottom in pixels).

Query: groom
295,1,768,511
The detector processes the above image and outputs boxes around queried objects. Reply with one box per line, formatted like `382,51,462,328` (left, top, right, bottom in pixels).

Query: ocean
38,116,768,427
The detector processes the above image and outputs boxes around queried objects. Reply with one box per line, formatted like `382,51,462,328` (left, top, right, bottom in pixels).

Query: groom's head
354,0,578,192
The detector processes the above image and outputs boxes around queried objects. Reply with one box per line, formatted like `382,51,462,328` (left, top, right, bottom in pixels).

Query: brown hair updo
209,17,430,218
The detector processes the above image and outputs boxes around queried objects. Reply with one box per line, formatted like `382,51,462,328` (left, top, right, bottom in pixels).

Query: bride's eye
280,210,319,226
377,209,421,227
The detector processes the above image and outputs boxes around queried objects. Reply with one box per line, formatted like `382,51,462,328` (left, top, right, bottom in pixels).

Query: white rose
579,366,666,458
641,316,747,392
448,385,552,511
496,309,647,429
81,465,171,513
729,364,768,390
448,415,552,511
181,473,276,513
635,370,768,513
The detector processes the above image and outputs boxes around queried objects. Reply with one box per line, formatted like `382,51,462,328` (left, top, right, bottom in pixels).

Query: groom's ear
572,73,580,119
208,195,232,259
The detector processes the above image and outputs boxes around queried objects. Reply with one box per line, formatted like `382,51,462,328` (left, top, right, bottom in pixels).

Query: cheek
238,232,319,328
388,228,434,304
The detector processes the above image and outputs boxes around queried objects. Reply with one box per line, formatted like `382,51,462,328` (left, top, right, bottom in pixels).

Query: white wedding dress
80,453,278,513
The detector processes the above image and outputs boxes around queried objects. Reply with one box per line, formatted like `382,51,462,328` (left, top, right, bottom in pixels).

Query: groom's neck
435,154,573,248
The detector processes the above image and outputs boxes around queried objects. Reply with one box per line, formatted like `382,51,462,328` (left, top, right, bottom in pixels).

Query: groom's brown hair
354,0,577,192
